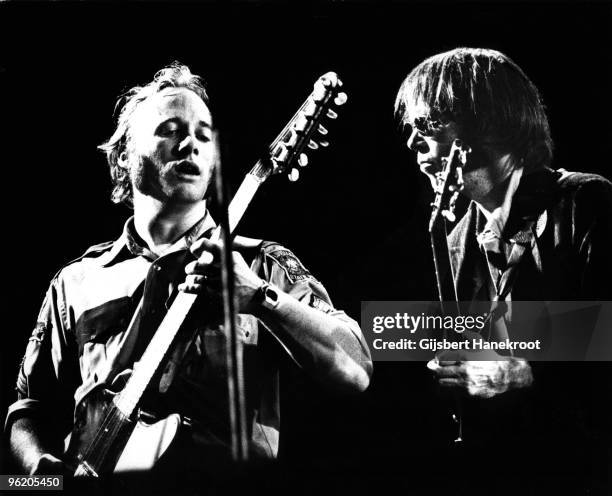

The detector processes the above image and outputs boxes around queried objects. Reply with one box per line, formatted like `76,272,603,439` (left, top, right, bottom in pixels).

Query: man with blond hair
6,63,371,477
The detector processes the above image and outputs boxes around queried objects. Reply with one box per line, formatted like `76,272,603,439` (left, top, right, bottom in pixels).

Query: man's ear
118,151,129,170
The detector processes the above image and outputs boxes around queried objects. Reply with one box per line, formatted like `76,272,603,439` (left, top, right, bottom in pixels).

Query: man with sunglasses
395,48,611,485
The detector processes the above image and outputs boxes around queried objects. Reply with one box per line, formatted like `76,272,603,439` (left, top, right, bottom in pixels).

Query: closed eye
156,122,180,137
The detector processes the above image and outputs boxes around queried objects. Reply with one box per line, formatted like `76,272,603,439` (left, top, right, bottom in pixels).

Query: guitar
428,138,470,313
428,139,471,442
64,72,348,476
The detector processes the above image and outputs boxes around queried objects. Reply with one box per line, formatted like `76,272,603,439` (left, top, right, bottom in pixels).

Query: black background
0,1,611,493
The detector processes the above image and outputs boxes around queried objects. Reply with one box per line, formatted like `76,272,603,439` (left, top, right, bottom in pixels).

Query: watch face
261,285,280,309
264,286,279,303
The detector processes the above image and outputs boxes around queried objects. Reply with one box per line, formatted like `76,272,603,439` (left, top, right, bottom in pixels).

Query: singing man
6,62,372,477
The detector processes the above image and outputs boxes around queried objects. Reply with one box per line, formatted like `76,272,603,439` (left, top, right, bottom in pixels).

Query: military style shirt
6,215,368,460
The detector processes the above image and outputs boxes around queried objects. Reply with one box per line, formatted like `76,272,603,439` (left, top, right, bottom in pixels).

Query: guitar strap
119,222,214,395
158,242,213,394
107,295,146,380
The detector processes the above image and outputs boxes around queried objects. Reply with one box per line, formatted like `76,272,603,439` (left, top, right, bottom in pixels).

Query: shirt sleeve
5,277,79,435
258,242,371,363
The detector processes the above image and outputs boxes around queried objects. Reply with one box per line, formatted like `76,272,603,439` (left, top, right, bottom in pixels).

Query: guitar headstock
428,139,471,231
266,72,347,182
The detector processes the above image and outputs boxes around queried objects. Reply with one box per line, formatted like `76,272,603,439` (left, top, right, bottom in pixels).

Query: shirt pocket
75,297,135,382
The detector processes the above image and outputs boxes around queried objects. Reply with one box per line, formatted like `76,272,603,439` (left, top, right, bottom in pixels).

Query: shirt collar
476,166,524,248
103,212,216,265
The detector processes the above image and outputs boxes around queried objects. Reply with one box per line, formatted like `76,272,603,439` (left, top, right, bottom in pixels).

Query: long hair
98,62,210,207
394,48,553,171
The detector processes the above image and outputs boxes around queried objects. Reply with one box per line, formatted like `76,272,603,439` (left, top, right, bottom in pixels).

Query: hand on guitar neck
178,236,267,314
427,143,534,401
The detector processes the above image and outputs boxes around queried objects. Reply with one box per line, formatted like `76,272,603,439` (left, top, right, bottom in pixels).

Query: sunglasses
409,111,453,137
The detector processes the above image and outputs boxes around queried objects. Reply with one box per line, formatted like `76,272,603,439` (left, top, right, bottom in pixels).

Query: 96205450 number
0,475,63,490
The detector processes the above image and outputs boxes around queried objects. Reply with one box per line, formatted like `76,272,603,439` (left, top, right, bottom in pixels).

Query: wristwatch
258,281,280,310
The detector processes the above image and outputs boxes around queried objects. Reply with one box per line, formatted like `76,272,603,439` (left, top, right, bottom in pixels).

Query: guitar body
65,375,181,476
116,413,181,473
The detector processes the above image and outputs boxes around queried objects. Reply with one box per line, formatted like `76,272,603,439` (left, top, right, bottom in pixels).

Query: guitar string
79,403,130,471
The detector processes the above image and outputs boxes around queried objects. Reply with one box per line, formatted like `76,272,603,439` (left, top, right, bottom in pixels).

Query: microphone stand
213,130,249,462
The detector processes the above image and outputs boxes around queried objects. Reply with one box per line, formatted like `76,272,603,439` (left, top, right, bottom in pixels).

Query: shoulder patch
267,249,312,283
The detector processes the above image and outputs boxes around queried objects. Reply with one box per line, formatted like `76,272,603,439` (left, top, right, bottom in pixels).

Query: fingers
178,276,205,294
185,239,220,275
427,358,464,375
188,239,248,270
190,237,221,264
438,378,464,388
178,272,223,294
434,365,466,379
427,358,467,391
427,359,511,398
184,274,207,286
185,258,211,275
181,240,241,294
185,251,246,276
182,238,260,303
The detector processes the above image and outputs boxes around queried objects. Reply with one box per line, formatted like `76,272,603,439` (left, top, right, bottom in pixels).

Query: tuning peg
319,72,340,88
314,73,342,101
294,114,309,133
442,210,456,223
288,168,300,182
317,124,328,135
307,140,319,150
455,167,464,188
312,84,327,102
303,100,317,116
334,92,348,106
298,153,308,167
318,140,329,148
283,129,298,147
326,109,338,119
273,144,289,163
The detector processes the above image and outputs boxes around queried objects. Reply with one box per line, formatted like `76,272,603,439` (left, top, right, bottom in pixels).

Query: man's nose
176,133,199,157
406,128,427,153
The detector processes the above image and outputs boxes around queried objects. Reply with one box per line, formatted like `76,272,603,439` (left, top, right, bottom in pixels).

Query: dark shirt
445,167,612,482
448,167,612,301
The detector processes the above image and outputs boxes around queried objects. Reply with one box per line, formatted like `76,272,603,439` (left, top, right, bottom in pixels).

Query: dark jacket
448,167,612,301
444,168,612,484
